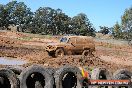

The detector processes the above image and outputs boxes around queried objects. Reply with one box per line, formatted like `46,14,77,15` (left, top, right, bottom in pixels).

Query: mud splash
0,57,27,65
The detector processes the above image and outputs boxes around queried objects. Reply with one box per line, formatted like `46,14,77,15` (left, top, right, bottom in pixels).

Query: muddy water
0,57,27,65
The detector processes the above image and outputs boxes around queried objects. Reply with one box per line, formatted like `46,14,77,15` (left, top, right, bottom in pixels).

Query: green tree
53,9,71,35
0,4,9,29
5,1,33,32
112,22,123,38
0,1,33,31
0,1,96,36
71,13,95,36
31,7,56,34
98,26,110,34
121,7,132,39
31,7,72,35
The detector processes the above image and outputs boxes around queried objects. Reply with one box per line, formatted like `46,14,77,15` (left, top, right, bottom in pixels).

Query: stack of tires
0,65,83,88
0,65,131,88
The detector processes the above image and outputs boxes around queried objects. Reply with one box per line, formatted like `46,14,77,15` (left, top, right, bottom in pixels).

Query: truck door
67,37,77,52
76,38,84,52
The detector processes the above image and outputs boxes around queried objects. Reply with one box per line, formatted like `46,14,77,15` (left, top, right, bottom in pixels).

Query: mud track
0,31,132,74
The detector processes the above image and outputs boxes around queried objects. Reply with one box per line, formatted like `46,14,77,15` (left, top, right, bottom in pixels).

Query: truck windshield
60,37,68,43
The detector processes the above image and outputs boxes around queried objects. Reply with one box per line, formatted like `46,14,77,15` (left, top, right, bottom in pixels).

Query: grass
46,35,52,38
22,32,53,39
17,37,33,41
104,43,113,48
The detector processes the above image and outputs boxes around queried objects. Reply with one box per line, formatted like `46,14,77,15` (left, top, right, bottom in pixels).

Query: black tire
55,48,65,57
54,65,82,88
82,49,92,56
19,65,54,88
48,51,55,57
113,69,132,88
0,68,19,88
91,68,112,88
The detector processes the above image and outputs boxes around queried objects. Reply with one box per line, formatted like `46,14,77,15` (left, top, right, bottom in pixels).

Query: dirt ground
0,30,132,74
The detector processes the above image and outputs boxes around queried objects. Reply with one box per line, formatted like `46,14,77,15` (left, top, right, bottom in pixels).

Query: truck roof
63,36,93,39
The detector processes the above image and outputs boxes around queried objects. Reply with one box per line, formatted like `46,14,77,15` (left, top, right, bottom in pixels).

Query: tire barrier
113,69,132,88
19,65,54,88
0,68,19,88
91,68,112,88
0,65,132,88
54,65,82,88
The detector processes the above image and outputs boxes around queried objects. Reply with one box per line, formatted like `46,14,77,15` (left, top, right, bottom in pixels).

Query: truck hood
46,42,67,46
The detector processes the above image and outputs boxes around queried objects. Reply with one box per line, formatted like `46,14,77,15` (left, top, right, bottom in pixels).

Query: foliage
71,13,95,36
98,6,132,40
0,1,33,31
121,7,132,39
112,22,123,38
98,26,110,34
0,1,96,36
0,4,9,29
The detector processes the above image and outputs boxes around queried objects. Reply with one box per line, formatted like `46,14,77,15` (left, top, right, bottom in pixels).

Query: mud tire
48,51,55,57
82,50,92,56
0,68,19,88
19,65,54,88
54,65,82,88
55,48,65,57
113,69,132,88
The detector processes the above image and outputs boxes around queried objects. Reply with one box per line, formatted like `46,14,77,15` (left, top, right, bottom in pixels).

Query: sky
0,0,132,31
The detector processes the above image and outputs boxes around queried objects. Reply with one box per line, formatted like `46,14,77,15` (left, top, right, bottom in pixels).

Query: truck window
68,38,76,44
76,38,85,44
60,37,68,43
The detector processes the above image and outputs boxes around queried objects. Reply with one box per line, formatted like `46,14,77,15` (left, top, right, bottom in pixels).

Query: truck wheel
54,65,82,88
19,65,54,88
48,51,55,57
0,68,19,88
82,50,91,56
55,48,64,57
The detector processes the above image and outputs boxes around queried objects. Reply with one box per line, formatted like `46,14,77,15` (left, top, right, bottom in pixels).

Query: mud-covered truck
45,36,95,57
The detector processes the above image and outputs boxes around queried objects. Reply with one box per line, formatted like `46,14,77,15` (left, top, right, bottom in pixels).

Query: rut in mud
0,31,132,73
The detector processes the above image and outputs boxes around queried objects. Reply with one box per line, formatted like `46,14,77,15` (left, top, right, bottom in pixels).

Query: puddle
0,57,27,65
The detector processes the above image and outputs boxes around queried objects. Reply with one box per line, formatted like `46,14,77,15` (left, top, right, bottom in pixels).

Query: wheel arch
83,47,90,50
56,47,65,53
